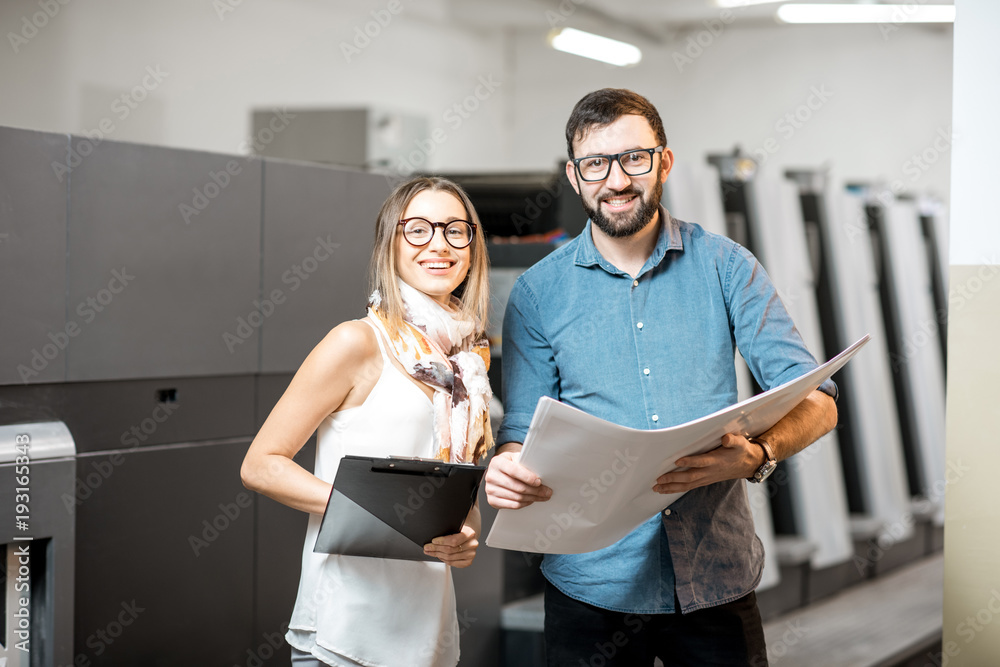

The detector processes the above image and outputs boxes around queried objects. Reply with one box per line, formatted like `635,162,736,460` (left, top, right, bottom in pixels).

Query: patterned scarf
366,280,494,463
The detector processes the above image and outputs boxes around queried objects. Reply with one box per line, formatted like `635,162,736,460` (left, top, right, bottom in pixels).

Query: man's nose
605,158,632,190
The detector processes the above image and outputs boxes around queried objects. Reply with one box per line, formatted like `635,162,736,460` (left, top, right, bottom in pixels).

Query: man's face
565,114,673,239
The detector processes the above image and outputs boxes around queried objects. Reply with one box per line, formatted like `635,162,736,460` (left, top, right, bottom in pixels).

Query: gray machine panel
0,376,256,454
0,127,69,386
0,423,76,667
66,140,262,380
73,441,254,665
252,442,314,665
260,160,387,373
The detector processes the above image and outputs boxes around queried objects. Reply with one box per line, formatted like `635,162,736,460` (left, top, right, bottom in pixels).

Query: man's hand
485,446,553,509
652,433,763,494
424,523,478,568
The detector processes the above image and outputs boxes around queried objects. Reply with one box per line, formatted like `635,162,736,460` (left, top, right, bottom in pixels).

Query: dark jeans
544,581,768,667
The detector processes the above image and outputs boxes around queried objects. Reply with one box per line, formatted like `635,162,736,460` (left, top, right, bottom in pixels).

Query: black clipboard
313,455,486,561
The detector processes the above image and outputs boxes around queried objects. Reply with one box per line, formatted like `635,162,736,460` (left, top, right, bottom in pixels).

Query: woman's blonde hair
368,176,490,336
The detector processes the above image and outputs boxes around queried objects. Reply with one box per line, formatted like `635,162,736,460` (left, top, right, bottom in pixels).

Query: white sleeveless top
286,318,460,667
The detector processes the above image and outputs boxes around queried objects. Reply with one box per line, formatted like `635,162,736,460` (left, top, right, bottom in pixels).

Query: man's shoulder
515,237,582,286
670,216,739,254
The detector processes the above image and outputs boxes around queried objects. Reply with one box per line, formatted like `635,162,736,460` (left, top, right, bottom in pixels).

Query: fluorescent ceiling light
776,4,955,24
716,0,783,7
548,28,642,67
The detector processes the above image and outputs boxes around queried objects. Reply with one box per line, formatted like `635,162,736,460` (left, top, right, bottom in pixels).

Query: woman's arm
240,320,381,515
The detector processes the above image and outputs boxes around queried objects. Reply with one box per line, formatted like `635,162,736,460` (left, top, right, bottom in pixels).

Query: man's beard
582,179,663,239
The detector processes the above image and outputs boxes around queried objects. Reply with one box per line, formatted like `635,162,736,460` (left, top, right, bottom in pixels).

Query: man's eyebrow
581,146,645,156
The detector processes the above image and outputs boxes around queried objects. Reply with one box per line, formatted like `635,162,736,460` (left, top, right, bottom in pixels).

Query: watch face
754,459,778,482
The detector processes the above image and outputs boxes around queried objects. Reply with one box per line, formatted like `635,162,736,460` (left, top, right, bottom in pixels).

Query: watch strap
746,436,776,483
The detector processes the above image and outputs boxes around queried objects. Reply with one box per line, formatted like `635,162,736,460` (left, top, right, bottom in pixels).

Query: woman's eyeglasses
398,218,476,249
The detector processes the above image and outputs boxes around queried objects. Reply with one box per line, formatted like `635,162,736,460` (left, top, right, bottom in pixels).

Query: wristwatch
746,436,777,483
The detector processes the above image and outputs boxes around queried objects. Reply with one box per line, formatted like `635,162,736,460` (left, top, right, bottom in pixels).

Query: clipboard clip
372,457,450,476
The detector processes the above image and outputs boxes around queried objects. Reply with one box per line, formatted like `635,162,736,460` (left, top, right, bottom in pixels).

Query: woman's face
395,189,473,306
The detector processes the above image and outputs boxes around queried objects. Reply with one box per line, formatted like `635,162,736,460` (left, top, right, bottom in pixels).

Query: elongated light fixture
548,28,642,67
776,4,955,24
716,0,783,7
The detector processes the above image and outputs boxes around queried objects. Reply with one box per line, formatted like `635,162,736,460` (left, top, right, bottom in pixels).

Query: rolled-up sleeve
724,243,838,399
496,277,561,445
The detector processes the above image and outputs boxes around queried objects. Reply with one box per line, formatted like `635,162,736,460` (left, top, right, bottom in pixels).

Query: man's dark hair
565,88,667,160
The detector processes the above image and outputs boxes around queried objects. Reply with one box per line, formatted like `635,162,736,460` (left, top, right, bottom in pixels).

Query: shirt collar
573,205,684,275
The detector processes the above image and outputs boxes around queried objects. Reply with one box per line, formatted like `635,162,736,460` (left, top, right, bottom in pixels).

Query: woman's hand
424,523,478,568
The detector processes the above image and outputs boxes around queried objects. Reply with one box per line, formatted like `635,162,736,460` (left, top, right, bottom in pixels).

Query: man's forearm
758,389,838,462
496,441,523,455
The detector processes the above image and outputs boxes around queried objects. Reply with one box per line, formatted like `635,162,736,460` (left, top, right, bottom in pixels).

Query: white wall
948,0,1000,264
1,1,952,199
943,0,1000,662
507,22,953,201
0,0,510,172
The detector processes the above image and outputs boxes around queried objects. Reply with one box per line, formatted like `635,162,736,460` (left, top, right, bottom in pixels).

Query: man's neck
591,209,662,278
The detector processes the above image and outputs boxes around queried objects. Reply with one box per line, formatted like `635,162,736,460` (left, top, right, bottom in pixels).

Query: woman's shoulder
306,319,380,372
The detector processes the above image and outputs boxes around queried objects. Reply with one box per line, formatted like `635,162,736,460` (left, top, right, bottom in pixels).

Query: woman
240,176,494,667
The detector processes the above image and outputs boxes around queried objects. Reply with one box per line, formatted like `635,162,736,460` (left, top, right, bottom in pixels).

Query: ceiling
447,0,955,45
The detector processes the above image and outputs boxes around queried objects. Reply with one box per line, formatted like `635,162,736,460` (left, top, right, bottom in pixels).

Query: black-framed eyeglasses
397,217,476,249
572,146,664,182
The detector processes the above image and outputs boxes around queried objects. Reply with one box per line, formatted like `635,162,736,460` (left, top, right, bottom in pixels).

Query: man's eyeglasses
398,218,476,249
572,146,664,182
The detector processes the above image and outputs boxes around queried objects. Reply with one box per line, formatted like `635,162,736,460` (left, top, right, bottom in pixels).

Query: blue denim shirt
497,209,836,614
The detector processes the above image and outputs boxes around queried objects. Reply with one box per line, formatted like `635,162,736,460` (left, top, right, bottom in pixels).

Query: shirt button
637,322,644,329
633,279,639,287
643,368,650,375
652,414,659,422
663,509,671,516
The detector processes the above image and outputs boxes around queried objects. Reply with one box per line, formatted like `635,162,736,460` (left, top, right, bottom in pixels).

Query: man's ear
659,148,675,184
565,160,581,195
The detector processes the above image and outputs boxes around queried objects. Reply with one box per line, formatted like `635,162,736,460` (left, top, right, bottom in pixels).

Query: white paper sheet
485,335,870,555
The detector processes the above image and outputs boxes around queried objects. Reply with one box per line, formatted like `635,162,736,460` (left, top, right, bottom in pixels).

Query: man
485,88,838,666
